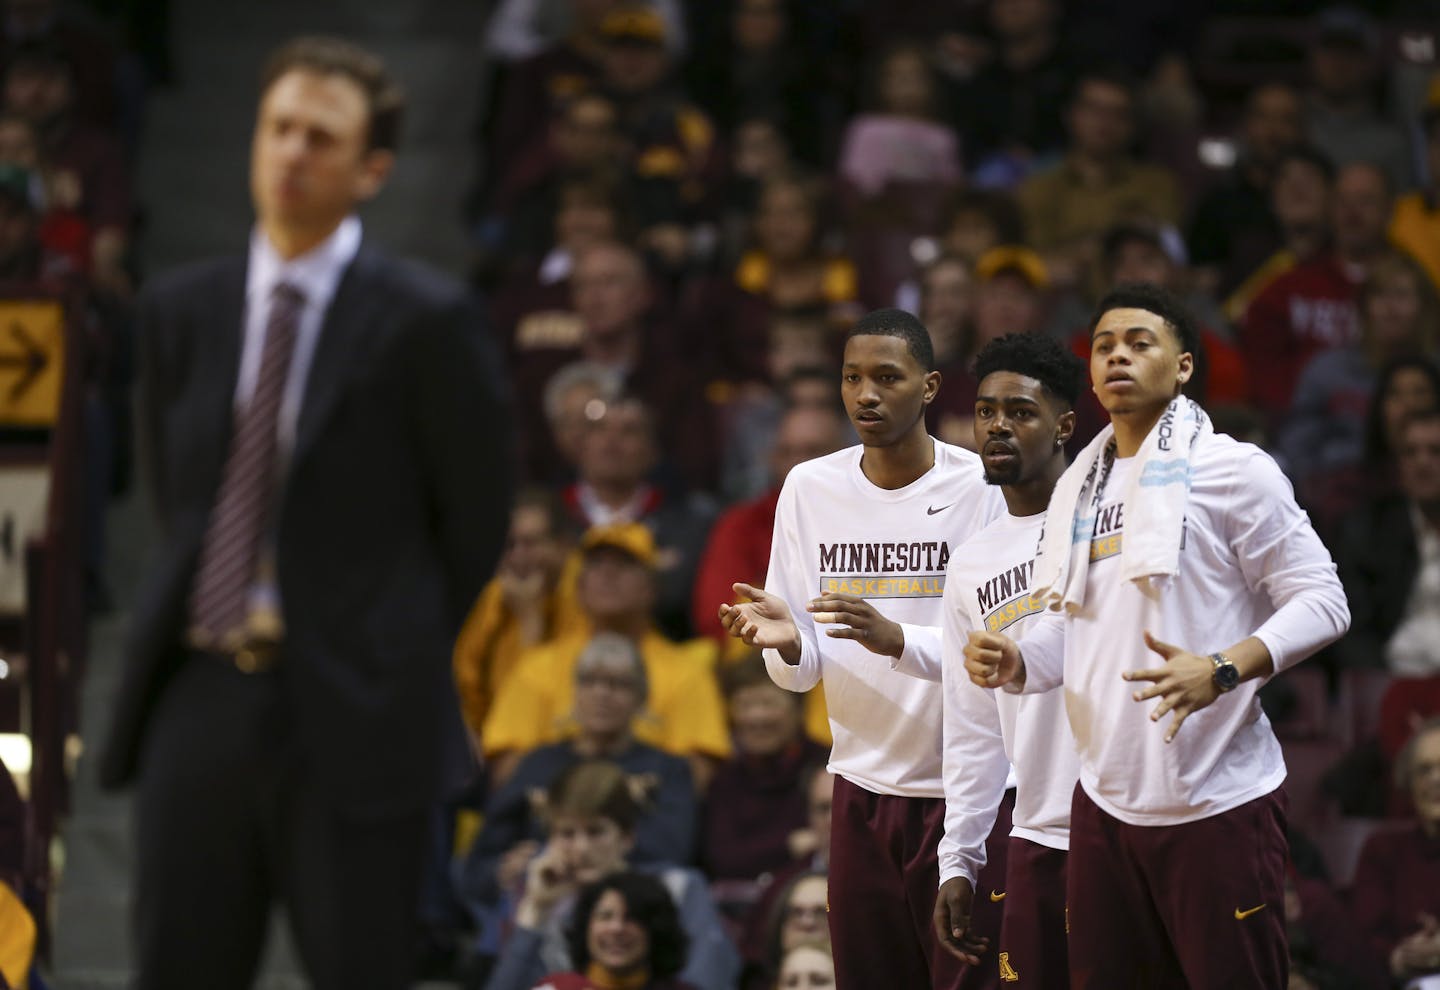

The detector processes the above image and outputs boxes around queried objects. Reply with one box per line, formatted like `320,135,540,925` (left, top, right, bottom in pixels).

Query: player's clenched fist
963,630,1024,689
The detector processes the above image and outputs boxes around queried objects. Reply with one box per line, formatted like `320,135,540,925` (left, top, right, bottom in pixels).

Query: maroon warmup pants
1066,784,1288,990
994,837,1068,989
828,775,1012,990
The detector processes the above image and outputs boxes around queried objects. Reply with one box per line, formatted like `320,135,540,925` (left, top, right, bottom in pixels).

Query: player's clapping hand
933,876,990,964
1123,631,1220,743
719,583,802,662
963,630,1024,689
807,592,905,658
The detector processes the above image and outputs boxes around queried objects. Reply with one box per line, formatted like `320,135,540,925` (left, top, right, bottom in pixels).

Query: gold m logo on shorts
999,952,1019,982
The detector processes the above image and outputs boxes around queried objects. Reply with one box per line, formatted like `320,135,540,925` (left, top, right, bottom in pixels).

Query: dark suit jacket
98,242,511,814
1332,495,1419,669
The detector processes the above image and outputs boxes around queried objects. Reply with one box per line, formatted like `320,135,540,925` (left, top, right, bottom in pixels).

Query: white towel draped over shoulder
1032,396,1211,612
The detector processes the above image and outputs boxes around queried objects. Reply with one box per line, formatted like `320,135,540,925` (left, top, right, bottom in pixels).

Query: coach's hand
719,583,802,663
807,592,905,658
963,631,1025,690
1124,632,1222,742
934,876,989,964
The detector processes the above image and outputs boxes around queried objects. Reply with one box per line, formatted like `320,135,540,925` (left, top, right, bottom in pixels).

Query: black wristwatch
1210,652,1240,693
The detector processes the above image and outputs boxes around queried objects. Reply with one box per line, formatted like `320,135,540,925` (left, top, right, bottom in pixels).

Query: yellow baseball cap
580,523,658,568
975,245,1049,290
600,7,667,46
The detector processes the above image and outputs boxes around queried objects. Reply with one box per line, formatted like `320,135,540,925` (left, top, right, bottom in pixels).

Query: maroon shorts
828,776,1013,990
1066,784,1288,990
994,837,1068,989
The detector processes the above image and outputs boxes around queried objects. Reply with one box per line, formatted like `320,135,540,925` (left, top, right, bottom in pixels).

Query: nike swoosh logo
1234,904,1266,920
990,890,1006,902
928,504,954,515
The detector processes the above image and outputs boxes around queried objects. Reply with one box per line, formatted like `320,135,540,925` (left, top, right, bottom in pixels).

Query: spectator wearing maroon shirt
1242,160,1393,428
2,40,129,296
691,404,847,644
1353,718,1440,985
701,655,827,886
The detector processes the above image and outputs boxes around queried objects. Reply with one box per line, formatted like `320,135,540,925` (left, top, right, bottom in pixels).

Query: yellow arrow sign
0,301,64,426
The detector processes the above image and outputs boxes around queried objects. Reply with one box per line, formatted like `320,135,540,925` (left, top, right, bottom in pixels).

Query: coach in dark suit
97,37,510,988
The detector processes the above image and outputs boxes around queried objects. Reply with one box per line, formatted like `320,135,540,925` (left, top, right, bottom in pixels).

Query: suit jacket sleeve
404,292,513,626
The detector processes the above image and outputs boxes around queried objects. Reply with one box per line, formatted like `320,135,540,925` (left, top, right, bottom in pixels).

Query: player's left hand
807,592,905,658
1122,631,1220,743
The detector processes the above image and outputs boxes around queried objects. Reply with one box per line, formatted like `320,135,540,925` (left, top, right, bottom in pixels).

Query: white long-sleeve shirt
934,512,1081,887
763,440,1003,798
1017,434,1350,826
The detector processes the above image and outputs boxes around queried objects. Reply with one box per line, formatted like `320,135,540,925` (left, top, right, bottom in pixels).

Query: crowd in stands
2,0,1440,987
450,1,1440,987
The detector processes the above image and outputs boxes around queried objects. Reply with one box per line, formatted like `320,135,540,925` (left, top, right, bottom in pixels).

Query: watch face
1214,660,1240,691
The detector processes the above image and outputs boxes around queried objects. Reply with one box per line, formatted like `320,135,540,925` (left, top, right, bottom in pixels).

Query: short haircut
261,36,404,153
542,361,625,424
845,308,935,371
567,871,688,978
1089,283,1199,358
544,759,647,833
973,333,1087,408
575,631,649,703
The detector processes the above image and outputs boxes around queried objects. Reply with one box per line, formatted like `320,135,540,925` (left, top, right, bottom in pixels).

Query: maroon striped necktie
188,281,305,646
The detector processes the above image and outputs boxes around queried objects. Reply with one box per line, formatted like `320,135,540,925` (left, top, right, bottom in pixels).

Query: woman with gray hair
457,633,698,935
1353,716,1440,984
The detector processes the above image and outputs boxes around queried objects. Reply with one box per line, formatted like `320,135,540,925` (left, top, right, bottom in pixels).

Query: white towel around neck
1032,396,1211,613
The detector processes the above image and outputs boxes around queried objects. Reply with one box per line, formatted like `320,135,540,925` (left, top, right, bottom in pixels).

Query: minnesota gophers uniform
1019,434,1350,988
935,511,1079,990
763,439,1003,990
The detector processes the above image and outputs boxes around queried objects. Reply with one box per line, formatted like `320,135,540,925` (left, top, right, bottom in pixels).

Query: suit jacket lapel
292,244,384,466
199,259,248,461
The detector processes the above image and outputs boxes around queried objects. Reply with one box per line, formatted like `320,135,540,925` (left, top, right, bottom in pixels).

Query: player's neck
860,428,934,490
1110,404,1168,458
574,729,633,759
1002,456,1066,516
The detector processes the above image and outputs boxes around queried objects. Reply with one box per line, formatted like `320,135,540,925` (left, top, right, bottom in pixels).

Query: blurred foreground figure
98,36,510,989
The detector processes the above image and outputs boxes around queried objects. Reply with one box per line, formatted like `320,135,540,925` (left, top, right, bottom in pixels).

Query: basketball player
719,308,1004,989
929,333,1085,990
964,285,1350,987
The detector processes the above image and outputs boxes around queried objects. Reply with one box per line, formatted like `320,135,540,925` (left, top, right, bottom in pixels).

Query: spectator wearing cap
1186,82,1304,300
458,631,698,925
560,392,717,638
453,489,587,752
482,522,731,791
1390,95,1440,292
1016,66,1181,289
926,244,1049,450
1224,145,1336,326
595,4,722,272
1243,160,1396,427
2,41,130,296
1305,5,1412,192
482,0,615,178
